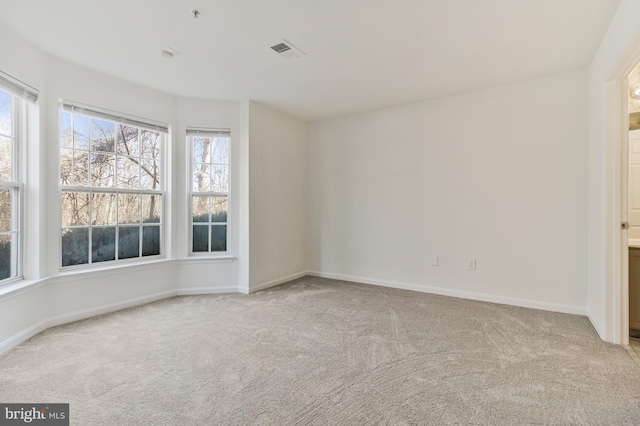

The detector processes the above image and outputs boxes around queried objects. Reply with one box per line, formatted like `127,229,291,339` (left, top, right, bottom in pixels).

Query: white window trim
0,70,38,103
60,100,167,133
187,128,232,257
0,87,25,286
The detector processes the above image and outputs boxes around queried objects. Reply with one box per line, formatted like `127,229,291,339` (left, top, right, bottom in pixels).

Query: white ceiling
0,0,621,121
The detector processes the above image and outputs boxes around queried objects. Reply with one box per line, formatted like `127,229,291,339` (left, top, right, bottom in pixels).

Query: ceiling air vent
270,40,305,59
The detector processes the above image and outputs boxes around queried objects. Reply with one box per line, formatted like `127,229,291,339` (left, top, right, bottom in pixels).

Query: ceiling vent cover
270,40,305,59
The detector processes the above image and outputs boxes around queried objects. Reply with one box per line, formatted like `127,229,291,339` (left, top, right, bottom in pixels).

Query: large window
189,129,230,254
0,89,20,281
60,103,166,267
0,71,38,284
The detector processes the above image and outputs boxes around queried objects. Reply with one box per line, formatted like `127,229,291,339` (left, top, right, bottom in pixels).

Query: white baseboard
1,269,592,356
249,271,308,293
177,286,238,295
46,290,178,329
307,270,587,316
0,290,177,356
0,273,306,356
0,321,50,357
586,311,606,340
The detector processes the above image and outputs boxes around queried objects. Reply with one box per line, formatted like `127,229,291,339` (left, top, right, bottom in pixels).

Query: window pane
90,153,115,187
117,125,139,156
62,228,89,266
193,137,211,163
118,226,139,259
0,136,12,181
142,195,160,223
193,164,210,192
0,90,12,137
142,226,160,256
73,150,89,186
92,227,116,263
60,111,73,148
211,196,227,222
73,114,89,150
91,193,117,225
212,138,229,163
60,148,73,185
61,192,89,226
90,118,115,152
0,90,17,281
141,130,160,159
60,149,90,187
117,156,140,189
118,194,140,224
211,225,227,252
0,189,11,232
211,165,229,192
140,159,160,190
192,196,209,222
0,234,12,279
192,225,208,252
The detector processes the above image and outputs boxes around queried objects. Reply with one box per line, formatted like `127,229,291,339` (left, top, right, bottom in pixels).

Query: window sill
55,258,174,282
0,277,47,302
180,255,236,264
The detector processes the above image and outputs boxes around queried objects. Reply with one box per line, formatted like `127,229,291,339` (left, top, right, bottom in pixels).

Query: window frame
58,102,167,270
187,128,231,256
0,88,23,285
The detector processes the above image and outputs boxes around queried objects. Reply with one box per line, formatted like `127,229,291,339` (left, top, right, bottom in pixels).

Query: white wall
308,70,589,314
248,101,308,291
587,0,640,341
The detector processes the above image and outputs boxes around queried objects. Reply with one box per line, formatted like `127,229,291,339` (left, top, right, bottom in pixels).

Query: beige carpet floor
2,276,640,425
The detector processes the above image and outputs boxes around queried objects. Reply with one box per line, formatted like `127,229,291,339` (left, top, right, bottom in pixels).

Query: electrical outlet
468,259,476,270
432,256,439,266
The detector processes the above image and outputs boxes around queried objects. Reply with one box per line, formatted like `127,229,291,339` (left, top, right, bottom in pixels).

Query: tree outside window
189,131,230,254
60,107,164,267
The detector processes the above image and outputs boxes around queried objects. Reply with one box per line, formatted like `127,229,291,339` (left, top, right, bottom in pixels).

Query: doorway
629,65,640,342
600,21,640,346
603,40,640,346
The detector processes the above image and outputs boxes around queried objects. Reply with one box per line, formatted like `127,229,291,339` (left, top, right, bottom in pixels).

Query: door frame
605,34,640,346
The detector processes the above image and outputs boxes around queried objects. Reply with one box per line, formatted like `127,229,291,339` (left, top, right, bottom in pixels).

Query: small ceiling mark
161,47,181,59
192,9,201,19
